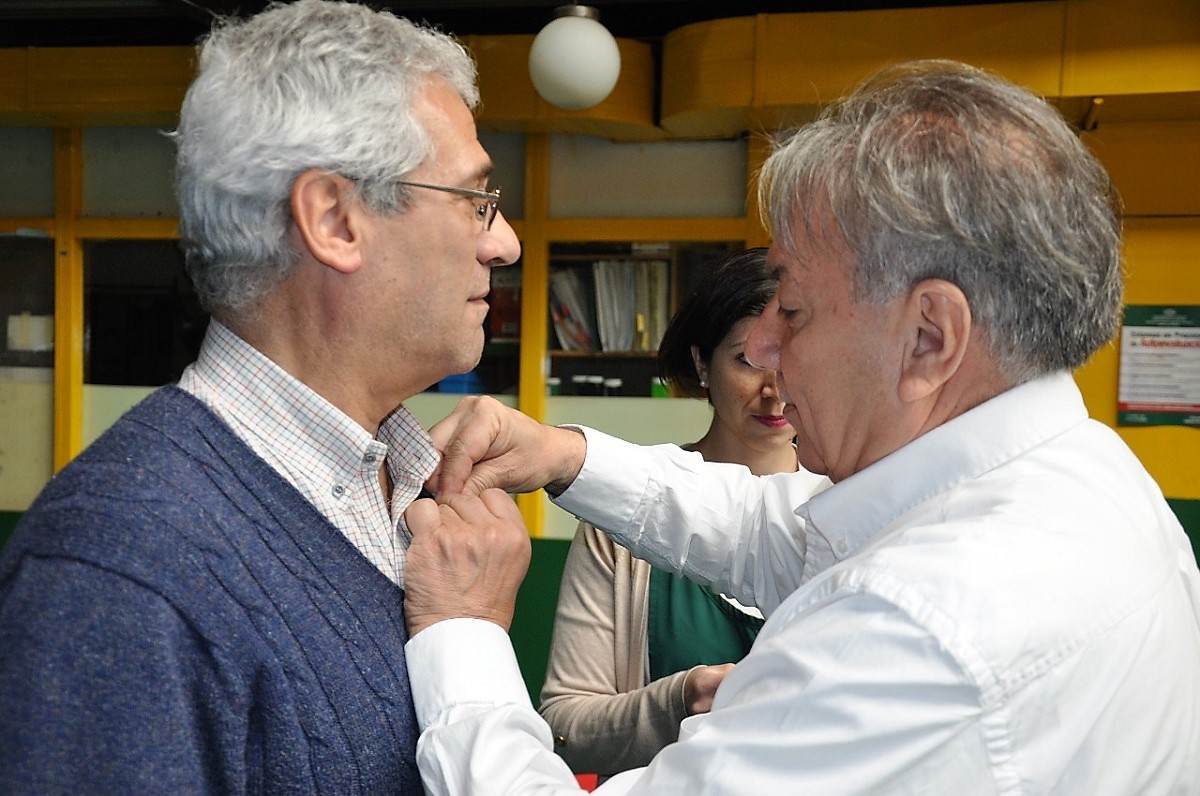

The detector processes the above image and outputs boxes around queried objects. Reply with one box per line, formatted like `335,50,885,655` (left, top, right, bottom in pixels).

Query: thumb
404,496,441,535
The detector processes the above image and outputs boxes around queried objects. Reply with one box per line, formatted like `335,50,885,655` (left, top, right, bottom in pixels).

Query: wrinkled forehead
769,199,855,273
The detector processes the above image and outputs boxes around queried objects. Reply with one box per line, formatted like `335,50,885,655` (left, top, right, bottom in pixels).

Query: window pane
479,131,525,221
549,135,746,218
0,129,55,217
84,239,207,386
82,127,179,218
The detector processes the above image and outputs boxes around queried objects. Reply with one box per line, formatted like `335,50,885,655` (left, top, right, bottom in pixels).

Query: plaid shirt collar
178,320,440,587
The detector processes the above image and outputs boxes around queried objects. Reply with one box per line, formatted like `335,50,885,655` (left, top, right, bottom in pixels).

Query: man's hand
403,489,532,637
426,395,586,497
683,663,735,716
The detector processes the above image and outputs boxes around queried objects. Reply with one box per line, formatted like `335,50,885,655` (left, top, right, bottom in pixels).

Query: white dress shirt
406,371,1200,794
178,320,439,588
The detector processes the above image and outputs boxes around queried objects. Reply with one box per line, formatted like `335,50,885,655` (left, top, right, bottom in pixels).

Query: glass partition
0,129,55,218
82,126,178,218
82,239,207,446
549,135,746,218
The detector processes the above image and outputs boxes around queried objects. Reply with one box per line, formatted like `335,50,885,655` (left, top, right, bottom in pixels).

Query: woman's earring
699,379,708,388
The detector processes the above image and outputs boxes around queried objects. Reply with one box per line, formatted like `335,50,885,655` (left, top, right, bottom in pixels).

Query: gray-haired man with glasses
0,0,519,792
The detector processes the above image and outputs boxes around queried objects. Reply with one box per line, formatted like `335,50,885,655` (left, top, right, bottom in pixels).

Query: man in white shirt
402,60,1200,794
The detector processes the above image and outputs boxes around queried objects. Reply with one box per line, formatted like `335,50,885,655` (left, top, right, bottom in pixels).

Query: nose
759,367,780,398
479,211,521,268
746,296,783,372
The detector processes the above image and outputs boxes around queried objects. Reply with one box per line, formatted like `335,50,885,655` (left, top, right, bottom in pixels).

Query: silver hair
759,59,1123,384
173,0,479,315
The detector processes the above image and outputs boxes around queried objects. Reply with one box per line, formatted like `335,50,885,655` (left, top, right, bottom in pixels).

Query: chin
432,341,484,381
794,447,824,475
454,350,484,377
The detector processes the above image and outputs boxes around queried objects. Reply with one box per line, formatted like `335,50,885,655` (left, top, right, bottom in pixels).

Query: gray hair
173,0,479,315
759,59,1123,384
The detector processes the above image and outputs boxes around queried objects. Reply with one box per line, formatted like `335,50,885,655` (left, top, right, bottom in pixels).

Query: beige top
538,521,692,775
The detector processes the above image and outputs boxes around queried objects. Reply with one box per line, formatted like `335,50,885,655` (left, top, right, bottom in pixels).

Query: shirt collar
797,371,1089,561
380,407,441,500
186,320,438,497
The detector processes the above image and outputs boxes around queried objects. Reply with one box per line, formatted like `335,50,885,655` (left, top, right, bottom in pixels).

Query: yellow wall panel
1122,218,1200,303
1086,121,1200,216
754,4,1066,108
661,17,756,138
468,34,541,125
27,47,193,121
1063,0,1200,97
1075,216,1200,499
0,50,27,117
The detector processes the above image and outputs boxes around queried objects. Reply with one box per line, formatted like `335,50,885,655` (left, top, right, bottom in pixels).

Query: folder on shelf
634,260,669,352
549,267,598,351
593,259,637,352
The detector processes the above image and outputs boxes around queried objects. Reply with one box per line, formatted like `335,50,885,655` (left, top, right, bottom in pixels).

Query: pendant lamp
528,4,621,111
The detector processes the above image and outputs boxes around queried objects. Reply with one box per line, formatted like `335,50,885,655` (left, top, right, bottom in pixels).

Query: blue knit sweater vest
0,387,422,793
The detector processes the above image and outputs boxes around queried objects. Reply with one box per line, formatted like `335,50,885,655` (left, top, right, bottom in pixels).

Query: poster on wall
1117,305,1200,427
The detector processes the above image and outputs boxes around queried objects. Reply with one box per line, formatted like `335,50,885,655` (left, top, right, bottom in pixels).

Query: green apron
647,565,764,681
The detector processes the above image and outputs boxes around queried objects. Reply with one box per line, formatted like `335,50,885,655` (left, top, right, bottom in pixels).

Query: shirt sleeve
407,618,585,794
553,427,831,615
407,586,985,795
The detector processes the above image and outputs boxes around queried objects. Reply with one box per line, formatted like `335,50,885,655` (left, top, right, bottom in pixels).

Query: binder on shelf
634,260,669,352
549,267,597,351
577,258,672,354
593,259,637,352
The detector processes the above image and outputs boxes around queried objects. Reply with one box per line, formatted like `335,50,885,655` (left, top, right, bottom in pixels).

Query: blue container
437,371,485,394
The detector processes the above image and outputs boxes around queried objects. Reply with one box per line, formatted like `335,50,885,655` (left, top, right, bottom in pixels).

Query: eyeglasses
398,180,502,231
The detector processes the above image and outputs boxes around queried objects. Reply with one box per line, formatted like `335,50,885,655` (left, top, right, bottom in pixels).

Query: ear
690,345,708,387
897,279,972,404
290,169,365,275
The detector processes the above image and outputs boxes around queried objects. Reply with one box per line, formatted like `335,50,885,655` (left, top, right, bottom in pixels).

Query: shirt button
835,540,849,555
364,453,378,465
332,484,346,498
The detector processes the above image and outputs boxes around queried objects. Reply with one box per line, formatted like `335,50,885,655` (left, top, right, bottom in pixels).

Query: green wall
0,511,19,551
1171,499,1200,567
512,538,573,704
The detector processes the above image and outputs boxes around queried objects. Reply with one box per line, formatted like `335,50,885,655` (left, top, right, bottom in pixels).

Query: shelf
549,350,656,359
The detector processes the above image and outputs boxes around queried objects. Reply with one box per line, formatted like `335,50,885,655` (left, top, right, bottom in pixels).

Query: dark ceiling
0,0,1027,48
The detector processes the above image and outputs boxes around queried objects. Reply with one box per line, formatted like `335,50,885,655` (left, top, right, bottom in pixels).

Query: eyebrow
473,162,495,186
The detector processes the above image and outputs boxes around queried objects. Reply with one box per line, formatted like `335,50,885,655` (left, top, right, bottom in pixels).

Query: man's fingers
435,490,527,539
403,488,531,637
427,396,503,496
478,488,524,522
431,437,477,497
404,496,441,534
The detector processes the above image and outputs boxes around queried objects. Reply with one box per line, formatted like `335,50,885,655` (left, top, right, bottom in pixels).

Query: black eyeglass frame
398,180,502,231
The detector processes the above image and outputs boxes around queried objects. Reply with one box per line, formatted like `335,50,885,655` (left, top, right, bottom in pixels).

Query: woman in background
538,248,826,776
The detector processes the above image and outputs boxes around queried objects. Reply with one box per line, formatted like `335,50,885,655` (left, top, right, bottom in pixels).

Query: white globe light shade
528,11,621,111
